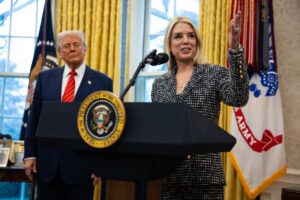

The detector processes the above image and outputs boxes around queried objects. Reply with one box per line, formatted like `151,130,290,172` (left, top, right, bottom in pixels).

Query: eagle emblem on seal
92,104,113,135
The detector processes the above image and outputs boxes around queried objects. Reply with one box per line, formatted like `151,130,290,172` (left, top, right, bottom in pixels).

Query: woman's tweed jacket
151,51,249,186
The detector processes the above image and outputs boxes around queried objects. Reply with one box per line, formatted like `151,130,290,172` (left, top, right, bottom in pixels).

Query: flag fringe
229,152,287,199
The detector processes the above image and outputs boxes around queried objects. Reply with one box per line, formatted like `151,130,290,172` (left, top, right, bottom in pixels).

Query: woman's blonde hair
164,16,208,71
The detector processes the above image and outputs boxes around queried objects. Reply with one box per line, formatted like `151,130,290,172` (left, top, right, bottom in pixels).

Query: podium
36,102,236,199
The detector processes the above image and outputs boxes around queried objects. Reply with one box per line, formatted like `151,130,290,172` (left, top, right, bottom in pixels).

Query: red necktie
62,70,77,102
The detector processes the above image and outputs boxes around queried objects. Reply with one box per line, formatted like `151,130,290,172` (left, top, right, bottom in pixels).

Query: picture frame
0,147,10,167
9,140,24,167
0,139,13,167
0,139,12,149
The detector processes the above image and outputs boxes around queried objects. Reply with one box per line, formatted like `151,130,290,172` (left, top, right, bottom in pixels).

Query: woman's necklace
177,85,184,89
175,64,194,94
176,71,193,92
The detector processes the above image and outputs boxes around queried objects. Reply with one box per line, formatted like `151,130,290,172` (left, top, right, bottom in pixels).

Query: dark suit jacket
24,65,113,184
151,51,249,187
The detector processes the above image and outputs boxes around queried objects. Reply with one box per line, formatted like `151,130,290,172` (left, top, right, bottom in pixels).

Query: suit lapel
74,66,93,101
163,70,177,103
53,67,64,101
177,64,205,102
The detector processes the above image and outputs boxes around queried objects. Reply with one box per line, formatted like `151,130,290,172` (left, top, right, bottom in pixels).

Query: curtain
56,0,122,199
56,0,122,95
199,1,251,200
122,0,131,102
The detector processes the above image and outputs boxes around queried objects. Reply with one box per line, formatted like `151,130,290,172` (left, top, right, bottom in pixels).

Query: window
134,0,200,102
0,0,44,199
0,0,44,139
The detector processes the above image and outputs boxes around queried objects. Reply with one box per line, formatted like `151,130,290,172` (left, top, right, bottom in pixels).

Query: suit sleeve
24,74,43,159
151,79,159,103
218,50,249,107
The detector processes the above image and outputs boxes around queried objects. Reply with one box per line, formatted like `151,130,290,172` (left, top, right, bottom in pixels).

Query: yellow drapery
56,1,122,199
199,0,251,199
56,0,122,96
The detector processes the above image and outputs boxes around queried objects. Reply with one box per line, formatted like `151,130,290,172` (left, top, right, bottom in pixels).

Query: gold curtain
122,0,131,102
56,0,122,199
56,0,122,95
199,1,251,200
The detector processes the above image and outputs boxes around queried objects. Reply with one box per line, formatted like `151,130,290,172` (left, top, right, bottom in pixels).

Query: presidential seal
77,91,126,148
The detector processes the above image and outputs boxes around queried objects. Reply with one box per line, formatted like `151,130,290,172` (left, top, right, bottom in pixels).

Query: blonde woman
151,12,249,199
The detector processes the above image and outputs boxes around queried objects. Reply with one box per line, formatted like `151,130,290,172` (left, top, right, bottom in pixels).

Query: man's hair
56,30,87,51
164,16,208,71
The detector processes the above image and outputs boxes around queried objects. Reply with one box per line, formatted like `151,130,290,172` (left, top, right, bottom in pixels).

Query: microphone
146,53,169,66
120,49,167,101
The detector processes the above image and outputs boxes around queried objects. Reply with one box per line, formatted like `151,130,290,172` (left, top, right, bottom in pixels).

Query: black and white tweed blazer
151,51,249,186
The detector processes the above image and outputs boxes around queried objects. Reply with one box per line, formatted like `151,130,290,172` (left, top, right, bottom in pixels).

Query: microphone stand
119,49,157,101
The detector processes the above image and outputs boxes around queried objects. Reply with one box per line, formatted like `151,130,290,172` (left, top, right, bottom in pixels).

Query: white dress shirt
61,63,86,100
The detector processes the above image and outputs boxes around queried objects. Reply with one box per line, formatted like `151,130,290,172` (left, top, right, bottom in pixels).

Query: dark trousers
37,171,94,200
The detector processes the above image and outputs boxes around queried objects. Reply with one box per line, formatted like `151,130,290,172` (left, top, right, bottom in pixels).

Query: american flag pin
88,80,91,85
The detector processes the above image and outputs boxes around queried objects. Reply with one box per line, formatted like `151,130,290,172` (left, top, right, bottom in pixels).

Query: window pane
2,117,23,139
149,15,169,35
150,0,175,19
0,0,11,36
0,37,9,72
0,77,3,112
176,0,199,15
135,0,200,102
175,0,199,25
149,34,164,53
144,34,166,72
11,0,37,37
8,37,35,73
144,0,199,72
151,0,167,13
135,77,155,102
3,77,28,116
37,0,45,36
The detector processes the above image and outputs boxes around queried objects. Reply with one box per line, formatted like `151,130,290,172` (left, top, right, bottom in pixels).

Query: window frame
0,0,45,199
0,0,43,138
126,0,168,102
129,0,200,102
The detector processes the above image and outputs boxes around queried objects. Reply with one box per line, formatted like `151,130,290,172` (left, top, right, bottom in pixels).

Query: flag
229,0,286,199
20,0,58,140
230,0,256,70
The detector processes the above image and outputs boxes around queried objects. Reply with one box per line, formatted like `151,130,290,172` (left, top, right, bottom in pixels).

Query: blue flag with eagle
20,0,57,140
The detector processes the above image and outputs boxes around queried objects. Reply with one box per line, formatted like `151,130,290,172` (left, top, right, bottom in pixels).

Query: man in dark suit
24,30,113,200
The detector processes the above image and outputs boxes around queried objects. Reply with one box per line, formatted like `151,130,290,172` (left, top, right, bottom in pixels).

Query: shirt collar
64,62,86,78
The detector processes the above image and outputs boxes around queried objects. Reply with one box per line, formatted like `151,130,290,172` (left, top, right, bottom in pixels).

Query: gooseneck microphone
120,49,168,101
146,53,169,66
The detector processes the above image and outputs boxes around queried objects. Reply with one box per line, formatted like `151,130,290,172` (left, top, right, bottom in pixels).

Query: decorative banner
229,0,286,198
20,0,58,140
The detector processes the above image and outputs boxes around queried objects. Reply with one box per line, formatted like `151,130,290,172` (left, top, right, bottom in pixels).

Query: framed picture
0,139,12,149
9,140,24,167
0,139,12,167
0,148,10,167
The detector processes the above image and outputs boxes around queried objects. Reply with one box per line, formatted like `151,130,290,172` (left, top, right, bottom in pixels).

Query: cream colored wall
251,2,300,199
273,0,300,170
